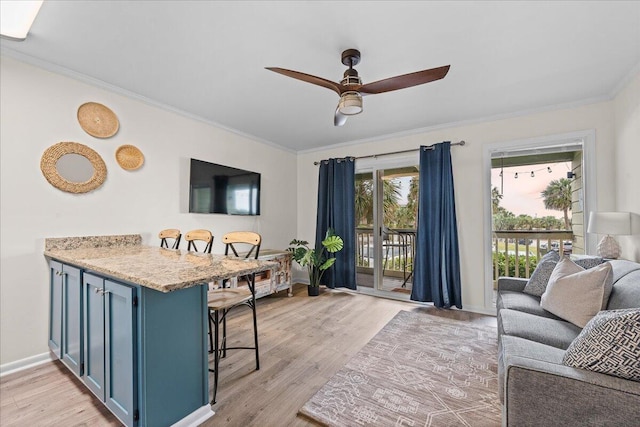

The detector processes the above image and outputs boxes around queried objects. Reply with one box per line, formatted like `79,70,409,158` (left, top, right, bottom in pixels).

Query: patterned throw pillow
563,308,640,381
523,251,560,296
572,256,605,270
523,253,603,297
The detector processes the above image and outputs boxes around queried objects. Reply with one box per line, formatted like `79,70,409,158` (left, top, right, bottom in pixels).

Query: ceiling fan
266,49,450,126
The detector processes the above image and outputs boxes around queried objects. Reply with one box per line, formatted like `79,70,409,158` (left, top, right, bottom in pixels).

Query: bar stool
159,229,182,249
184,229,213,253
207,231,261,404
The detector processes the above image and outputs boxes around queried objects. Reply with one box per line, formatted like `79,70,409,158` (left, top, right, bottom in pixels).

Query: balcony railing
356,227,416,277
492,230,574,283
356,228,573,288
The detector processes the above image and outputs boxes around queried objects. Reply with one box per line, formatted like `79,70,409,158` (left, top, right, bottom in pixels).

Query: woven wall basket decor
115,145,144,171
40,142,107,193
77,102,119,138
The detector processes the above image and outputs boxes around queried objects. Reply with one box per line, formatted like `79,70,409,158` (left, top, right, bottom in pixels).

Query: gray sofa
497,259,640,427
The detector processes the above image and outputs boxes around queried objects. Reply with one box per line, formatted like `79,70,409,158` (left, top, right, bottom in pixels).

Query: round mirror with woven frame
40,142,107,193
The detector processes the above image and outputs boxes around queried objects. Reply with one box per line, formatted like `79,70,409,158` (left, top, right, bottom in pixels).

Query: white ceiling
1,1,639,152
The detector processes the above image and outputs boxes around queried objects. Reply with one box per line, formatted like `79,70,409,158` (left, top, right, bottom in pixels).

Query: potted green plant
288,228,344,296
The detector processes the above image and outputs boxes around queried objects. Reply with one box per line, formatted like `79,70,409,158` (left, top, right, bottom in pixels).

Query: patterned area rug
299,310,500,426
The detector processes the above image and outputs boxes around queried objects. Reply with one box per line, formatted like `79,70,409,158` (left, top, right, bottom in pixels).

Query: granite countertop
44,235,278,293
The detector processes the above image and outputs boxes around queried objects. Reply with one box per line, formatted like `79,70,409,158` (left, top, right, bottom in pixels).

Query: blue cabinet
48,257,211,426
83,273,137,427
61,264,82,376
48,261,63,357
48,260,83,377
84,273,105,399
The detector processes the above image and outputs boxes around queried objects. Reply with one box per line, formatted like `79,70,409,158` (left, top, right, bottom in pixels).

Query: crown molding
0,46,296,154
298,94,611,155
609,61,640,99
2,45,631,157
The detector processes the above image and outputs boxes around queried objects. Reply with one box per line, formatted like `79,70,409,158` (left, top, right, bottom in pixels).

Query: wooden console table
252,249,293,298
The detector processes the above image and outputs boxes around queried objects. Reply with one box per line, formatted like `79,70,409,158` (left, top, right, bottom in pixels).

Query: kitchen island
44,234,277,427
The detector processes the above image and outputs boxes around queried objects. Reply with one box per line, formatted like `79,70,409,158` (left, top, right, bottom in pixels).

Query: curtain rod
313,140,466,165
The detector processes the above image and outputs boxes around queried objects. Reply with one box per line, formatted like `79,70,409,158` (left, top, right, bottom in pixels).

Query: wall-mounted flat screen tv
189,159,261,215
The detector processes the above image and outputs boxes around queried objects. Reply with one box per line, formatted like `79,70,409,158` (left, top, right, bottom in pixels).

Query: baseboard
170,404,215,427
336,286,497,317
0,352,54,377
462,304,497,316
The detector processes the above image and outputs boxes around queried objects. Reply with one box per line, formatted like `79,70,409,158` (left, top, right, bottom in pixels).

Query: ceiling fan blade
265,67,343,95
358,65,450,95
334,107,348,126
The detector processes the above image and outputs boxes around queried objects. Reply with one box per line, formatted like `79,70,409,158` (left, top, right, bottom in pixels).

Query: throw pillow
523,253,604,297
563,308,640,381
523,250,561,296
572,255,605,270
540,258,613,327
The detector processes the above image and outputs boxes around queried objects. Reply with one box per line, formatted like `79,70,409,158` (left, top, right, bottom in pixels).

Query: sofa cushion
608,269,640,310
610,259,640,283
498,335,565,402
497,276,528,293
523,251,560,296
541,258,613,328
498,308,582,350
497,291,562,319
563,308,640,381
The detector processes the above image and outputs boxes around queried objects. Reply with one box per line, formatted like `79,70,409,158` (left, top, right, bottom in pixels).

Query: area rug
299,310,500,426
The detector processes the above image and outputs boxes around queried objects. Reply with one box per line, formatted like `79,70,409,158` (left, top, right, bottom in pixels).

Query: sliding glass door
355,155,419,298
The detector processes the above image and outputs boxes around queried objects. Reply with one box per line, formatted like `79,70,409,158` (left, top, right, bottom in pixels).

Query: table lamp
587,212,631,259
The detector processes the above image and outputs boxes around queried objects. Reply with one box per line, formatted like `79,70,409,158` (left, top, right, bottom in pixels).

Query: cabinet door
48,260,63,357
104,280,137,427
84,273,105,400
61,265,83,376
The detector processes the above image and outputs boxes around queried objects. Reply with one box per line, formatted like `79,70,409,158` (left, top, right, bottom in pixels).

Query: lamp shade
338,92,363,115
587,212,632,235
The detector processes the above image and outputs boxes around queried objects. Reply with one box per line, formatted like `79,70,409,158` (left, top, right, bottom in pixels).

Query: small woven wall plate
77,102,119,138
115,145,144,171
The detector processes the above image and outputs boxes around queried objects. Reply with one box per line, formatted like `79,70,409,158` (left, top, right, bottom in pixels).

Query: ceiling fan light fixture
338,91,363,115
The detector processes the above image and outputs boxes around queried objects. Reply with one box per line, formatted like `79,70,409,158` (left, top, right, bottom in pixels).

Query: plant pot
307,286,320,296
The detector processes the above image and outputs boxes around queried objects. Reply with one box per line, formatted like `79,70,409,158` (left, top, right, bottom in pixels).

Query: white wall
0,57,298,366
614,72,640,262
2,52,634,366
297,101,617,312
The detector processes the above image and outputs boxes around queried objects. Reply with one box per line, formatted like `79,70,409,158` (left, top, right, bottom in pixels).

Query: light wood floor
0,284,496,427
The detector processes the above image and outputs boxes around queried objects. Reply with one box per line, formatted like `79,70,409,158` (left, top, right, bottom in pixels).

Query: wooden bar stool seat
207,288,252,312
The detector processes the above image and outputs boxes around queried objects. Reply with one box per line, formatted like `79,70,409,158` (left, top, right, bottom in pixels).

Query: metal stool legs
251,292,260,371
208,273,260,405
211,310,220,404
